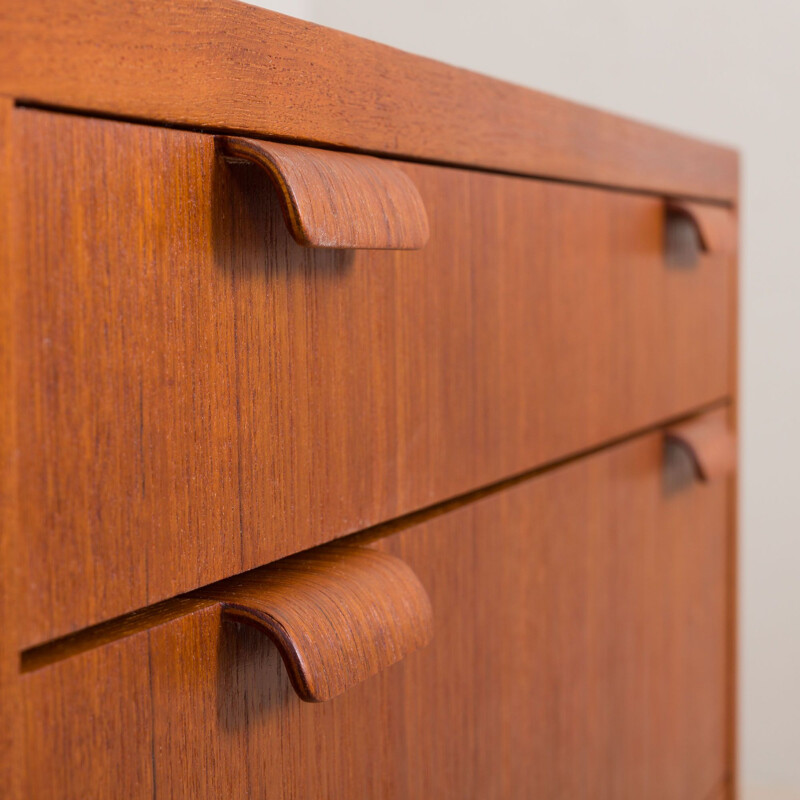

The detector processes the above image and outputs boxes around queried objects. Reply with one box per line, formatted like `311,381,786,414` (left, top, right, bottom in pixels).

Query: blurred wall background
251,2,800,797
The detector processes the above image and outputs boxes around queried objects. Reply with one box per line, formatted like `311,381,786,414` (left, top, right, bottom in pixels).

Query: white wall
249,2,800,797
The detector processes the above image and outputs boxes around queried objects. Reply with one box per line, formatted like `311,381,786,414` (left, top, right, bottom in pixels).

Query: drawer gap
20,396,731,672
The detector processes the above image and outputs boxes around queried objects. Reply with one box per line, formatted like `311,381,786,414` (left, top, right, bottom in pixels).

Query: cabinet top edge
0,0,739,202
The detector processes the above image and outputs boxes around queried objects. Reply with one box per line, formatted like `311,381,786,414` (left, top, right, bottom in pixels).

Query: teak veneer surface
0,0,737,202
14,107,732,647
22,432,730,799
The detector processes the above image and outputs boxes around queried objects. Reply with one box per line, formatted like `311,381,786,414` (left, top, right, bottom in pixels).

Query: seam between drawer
14,101,736,208
19,395,732,671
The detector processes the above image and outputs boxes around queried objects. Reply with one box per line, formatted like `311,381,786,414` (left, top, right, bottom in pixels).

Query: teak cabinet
0,2,739,798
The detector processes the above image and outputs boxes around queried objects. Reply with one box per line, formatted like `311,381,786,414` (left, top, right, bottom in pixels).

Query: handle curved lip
196,544,433,702
219,602,318,700
665,408,737,482
218,136,430,251
665,199,737,257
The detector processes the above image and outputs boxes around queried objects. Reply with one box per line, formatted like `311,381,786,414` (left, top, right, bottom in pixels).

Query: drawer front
15,108,732,645
22,431,731,799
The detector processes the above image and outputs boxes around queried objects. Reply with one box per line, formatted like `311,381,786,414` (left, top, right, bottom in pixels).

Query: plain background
250,2,799,797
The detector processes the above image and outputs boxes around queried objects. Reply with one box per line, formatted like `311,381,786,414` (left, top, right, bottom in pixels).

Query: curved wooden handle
665,409,736,482
218,136,430,250
665,199,736,257
197,544,433,702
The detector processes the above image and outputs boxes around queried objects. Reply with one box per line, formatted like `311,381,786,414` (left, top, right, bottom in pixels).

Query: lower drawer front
22,432,730,799
16,108,732,647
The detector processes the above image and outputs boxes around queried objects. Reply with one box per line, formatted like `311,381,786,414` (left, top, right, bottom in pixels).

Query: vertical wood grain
15,108,733,648
22,432,730,798
22,634,154,799
15,110,243,645
0,94,21,800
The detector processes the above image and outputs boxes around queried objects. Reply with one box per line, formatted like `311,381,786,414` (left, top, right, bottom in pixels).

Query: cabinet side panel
0,95,21,800
726,202,741,798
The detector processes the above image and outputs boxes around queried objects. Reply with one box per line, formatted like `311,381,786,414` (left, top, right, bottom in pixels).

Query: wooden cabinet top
0,0,737,202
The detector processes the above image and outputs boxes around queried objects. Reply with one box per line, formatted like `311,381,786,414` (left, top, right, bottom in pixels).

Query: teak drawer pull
665,409,737,482
665,199,736,257
197,544,433,702
218,136,430,250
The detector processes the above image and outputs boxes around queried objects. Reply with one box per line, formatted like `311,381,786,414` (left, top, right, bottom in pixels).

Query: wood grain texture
22,631,154,800
0,0,738,202
666,408,737,482
196,545,433,702
667,200,737,255
20,596,217,673
220,137,429,249
0,94,21,800
15,107,733,647
22,432,731,798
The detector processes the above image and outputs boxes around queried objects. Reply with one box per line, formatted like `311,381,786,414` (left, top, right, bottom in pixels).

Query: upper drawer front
15,108,732,646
